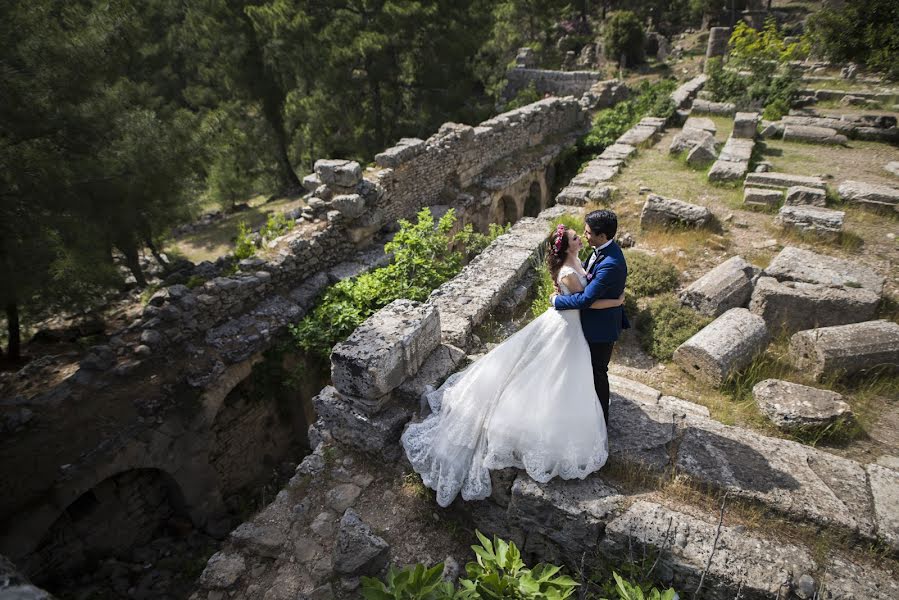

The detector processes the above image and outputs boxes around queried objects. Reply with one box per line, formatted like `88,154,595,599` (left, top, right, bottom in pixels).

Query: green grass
635,294,711,361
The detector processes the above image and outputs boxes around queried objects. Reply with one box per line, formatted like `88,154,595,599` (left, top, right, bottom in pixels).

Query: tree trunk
145,236,169,270
5,302,20,362
118,242,148,287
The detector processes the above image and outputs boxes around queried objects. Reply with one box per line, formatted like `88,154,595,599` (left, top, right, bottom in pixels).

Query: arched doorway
497,195,518,226
524,181,542,217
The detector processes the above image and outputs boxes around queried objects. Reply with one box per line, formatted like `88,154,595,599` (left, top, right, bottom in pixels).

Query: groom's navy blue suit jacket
553,240,629,343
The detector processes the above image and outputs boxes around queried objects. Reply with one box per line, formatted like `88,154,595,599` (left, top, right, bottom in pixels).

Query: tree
807,0,899,79
604,10,645,67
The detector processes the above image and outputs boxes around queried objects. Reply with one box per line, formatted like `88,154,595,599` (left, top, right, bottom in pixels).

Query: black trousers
588,341,615,425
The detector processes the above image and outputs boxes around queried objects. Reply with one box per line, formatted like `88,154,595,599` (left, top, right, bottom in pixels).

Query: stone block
314,159,362,187
599,143,637,161
783,124,848,145
669,128,715,155
302,173,322,192
781,115,856,135
685,135,717,166
707,159,747,182
775,205,844,238
867,464,899,551
200,552,246,589
855,126,899,143
732,112,759,138
749,276,880,333
744,172,826,191
312,387,412,458
683,116,716,134
784,185,826,207
837,180,899,210
759,120,784,139
616,125,658,147
333,509,390,576
763,246,884,294
752,379,852,431
743,187,782,209
330,299,440,403
330,194,365,219
717,136,754,163
678,255,756,317
640,194,712,229
885,161,899,177
789,320,899,381
395,343,466,403
691,99,736,115
673,308,769,386
373,137,425,168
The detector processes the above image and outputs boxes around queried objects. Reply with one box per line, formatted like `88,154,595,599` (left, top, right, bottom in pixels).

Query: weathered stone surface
599,143,637,161
327,483,362,513
686,135,717,166
676,417,875,536
230,523,287,559
0,555,55,599
599,501,816,600
608,374,661,405
331,299,440,404
744,172,826,191
789,320,899,381
707,157,747,182
781,115,856,135
673,308,769,386
764,246,884,294
759,120,784,139
332,509,389,576
374,137,425,168
683,116,716,134
313,386,412,458
507,475,624,559
330,194,365,219
820,553,899,600
640,194,712,229
752,379,852,430
670,75,707,109
776,205,844,237
749,276,880,333
200,552,246,589
679,256,756,317
784,185,826,207
783,124,848,145
691,99,736,115
705,27,730,60
669,128,715,155
732,112,759,138
837,180,899,210
717,136,754,163
866,464,899,551
302,173,322,192
658,395,710,418
743,187,782,209
395,343,466,403
885,161,899,177
314,159,362,187
855,126,899,143
617,124,659,147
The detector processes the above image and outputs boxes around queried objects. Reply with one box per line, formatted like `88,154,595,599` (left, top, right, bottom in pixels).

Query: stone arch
495,195,518,226
24,468,188,583
524,181,542,217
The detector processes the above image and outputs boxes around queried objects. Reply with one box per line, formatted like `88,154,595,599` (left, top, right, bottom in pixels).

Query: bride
401,224,624,507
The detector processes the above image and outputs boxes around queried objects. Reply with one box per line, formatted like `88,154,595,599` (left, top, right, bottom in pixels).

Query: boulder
743,187,782,209
314,159,363,187
679,256,756,317
732,112,759,138
784,185,826,207
332,509,390,576
640,194,712,229
330,299,440,408
775,205,844,238
789,320,899,381
673,308,769,386
752,379,852,430
230,523,286,559
330,194,365,219
837,180,899,211
200,552,246,589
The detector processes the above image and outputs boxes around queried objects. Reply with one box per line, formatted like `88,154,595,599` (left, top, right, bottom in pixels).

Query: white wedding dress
401,265,609,507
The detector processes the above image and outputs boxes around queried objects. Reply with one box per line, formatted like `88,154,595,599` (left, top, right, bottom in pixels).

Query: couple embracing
402,210,629,507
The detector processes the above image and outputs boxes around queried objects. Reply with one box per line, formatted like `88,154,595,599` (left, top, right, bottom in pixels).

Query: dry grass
760,138,899,189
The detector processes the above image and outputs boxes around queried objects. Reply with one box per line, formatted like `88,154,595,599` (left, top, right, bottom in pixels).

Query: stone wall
504,67,607,99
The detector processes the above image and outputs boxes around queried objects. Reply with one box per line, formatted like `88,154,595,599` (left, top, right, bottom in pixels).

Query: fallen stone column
789,320,899,381
752,378,852,431
673,308,770,385
781,115,856,135
691,98,736,116
784,185,826,207
640,194,713,229
838,180,899,211
749,276,880,333
763,246,884,294
744,172,826,191
775,205,844,238
679,255,757,317
743,187,782,209
783,124,848,145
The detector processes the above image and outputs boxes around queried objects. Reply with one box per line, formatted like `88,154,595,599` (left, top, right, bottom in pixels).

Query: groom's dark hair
585,209,617,240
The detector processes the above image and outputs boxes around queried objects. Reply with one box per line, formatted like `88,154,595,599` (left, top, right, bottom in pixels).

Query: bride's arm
560,273,585,293
589,292,625,310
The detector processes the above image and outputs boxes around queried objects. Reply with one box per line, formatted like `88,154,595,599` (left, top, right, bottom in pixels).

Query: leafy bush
582,79,677,153
807,0,899,80
291,208,505,360
624,251,679,297
260,211,292,241
234,221,256,260
636,294,710,361
604,11,645,67
506,82,542,110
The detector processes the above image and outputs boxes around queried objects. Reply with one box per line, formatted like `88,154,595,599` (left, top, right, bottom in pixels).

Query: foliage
362,563,459,599
806,0,899,79
603,11,645,67
636,294,710,361
705,20,806,118
602,572,678,600
234,222,257,260
506,82,542,110
582,80,677,153
290,208,504,360
260,211,293,242
624,251,679,298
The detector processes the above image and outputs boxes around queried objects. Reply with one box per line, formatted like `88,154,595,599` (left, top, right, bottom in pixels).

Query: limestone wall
504,67,607,98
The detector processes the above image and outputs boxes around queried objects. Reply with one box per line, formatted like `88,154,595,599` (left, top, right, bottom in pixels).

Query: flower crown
551,224,566,255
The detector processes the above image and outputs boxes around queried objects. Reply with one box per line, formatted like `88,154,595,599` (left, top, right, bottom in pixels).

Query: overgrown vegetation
603,11,645,67
806,0,899,80
623,251,679,298
706,20,807,120
362,531,678,600
290,208,506,361
581,80,678,154
636,294,710,361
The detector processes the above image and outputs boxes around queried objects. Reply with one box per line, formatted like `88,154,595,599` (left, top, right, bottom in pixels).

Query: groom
551,209,628,425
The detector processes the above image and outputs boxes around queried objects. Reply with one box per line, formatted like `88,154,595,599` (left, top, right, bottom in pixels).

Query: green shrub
234,221,256,260
624,251,679,297
604,11,645,67
506,82,541,110
291,208,505,360
636,294,710,361
260,211,292,242
581,79,677,153
807,0,899,79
